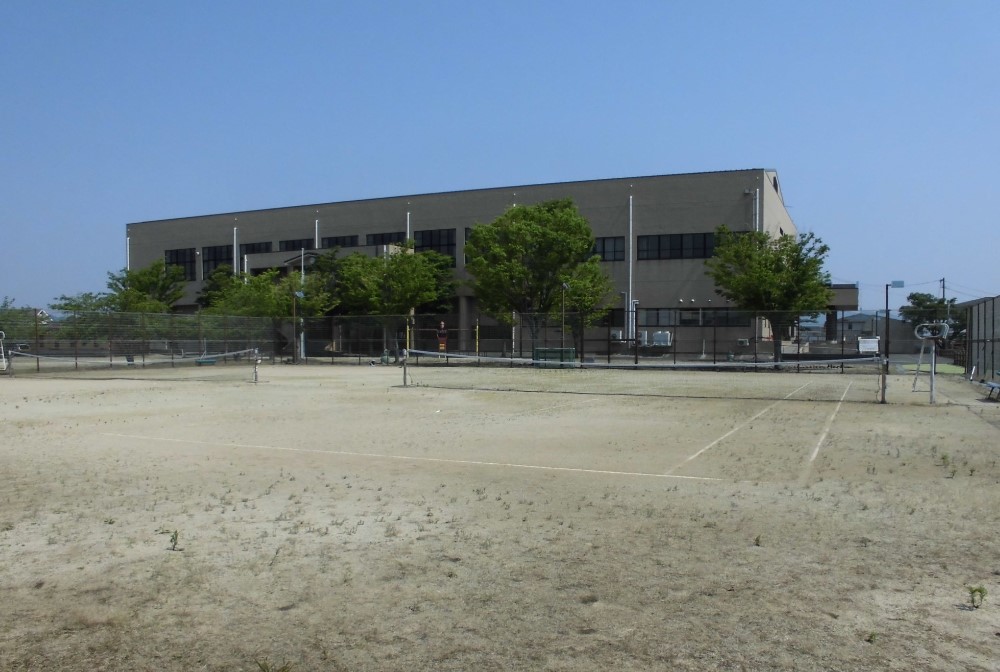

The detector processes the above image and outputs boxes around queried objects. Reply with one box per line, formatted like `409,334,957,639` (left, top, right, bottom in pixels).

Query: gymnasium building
126,169,859,355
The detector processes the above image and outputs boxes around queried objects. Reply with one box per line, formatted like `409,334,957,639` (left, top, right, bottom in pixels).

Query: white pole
930,340,937,404
126,236,130,270
243,254,248,278
754,188,760,232
406,210,411,240
300,249,306,362
315,218,319,249
628,191,634,342
233,225,239,276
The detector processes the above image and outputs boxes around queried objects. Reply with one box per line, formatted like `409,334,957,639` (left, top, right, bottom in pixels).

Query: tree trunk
766,314,784,363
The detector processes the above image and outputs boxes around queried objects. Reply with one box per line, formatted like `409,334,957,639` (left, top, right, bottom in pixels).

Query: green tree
465,199,613,337
899,292,964,337
205,270,335,319
333,245,455,315
196,264,237,309
105,260,186,313
705,226,833,362
50,291,109,312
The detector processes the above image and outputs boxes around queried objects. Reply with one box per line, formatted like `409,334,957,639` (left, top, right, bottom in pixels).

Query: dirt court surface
2,363,999,671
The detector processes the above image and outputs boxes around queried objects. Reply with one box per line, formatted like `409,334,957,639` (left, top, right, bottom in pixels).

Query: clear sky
2,1,997,311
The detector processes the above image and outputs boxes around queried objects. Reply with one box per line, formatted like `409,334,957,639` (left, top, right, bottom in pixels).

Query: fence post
108,312,114,369
34,308,40,372
73,310,79,370
633,308,639,366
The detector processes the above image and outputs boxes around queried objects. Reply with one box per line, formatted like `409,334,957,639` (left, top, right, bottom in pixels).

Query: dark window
366,231,406,246
665,234,683,259
638,309,678,327
202,245,233,277
240,241,272,256
164,248,197,281
703,309,752,327
414,228,456,255
594,236,625,262
637,232,714,260
678,310,701,326
321,235,359,249
279,238,314,252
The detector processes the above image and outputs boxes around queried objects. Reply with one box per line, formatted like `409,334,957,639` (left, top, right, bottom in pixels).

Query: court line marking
797,381,853,484
808,382,852,463
664,382,811,475
101,432,722,482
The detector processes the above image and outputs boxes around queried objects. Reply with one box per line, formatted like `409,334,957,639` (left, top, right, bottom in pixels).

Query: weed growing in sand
169,530,179,551
967,585,987,609
255,658,294,671
864,631,878,644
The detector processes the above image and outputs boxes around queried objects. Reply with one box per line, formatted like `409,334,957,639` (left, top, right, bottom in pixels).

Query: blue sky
2,1,997,310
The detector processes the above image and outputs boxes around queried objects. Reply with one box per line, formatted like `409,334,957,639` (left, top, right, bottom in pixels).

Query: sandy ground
1,364,999,671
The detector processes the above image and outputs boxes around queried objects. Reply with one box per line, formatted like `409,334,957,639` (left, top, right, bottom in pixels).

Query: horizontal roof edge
126,168,776,226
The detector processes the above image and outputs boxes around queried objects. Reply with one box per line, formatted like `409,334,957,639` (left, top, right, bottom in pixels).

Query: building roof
127,168,777,227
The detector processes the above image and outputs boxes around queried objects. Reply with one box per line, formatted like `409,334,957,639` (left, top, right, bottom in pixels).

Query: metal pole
627,191,633,343
930,339,937,404
634,305,639,366
34,309,40,372
881,284,889,404
561,284,566,350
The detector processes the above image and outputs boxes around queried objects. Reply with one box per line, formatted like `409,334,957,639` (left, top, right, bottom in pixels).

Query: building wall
128,169,812,351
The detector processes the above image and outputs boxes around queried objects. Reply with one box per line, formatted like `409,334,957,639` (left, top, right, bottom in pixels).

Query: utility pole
941,277,950,322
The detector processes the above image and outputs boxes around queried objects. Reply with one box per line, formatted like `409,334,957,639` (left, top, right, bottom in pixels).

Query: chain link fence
0,307,959,373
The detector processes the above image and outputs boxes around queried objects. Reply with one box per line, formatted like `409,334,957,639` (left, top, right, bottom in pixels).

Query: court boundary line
798,381,853,484
664,382,811,475
101,432,723,482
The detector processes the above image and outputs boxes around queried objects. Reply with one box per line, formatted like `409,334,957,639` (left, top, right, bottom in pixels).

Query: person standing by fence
437,321,448,353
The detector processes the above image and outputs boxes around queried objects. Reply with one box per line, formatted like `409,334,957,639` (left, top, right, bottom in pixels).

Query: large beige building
127,169,857,355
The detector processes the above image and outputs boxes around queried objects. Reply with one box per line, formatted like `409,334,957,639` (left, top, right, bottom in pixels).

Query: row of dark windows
638,233,715,260
166,228,461,279
164,248,198,281
607,308,752,328
594,233,716,262
414,228,456,258
169,229,718,279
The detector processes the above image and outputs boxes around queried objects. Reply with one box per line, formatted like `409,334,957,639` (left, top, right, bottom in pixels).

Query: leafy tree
899,292,964,336
563,256,616,349
105,260,186,313
465,199,613,337
705,226,833,362
333,245,455,315
0,296,31,341
205,269,335,319
50,291,109,312
196,264,237,309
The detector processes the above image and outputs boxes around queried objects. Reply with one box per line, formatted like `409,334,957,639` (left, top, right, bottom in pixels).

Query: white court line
800,382,852,482
101,432,722,482
664,382,812,475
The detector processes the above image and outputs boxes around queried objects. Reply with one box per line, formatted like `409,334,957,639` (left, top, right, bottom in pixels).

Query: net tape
404,349,881,373
7,348,260,370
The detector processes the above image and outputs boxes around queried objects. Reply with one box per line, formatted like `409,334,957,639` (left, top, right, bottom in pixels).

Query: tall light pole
561,282,569,350
881,280,904,404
